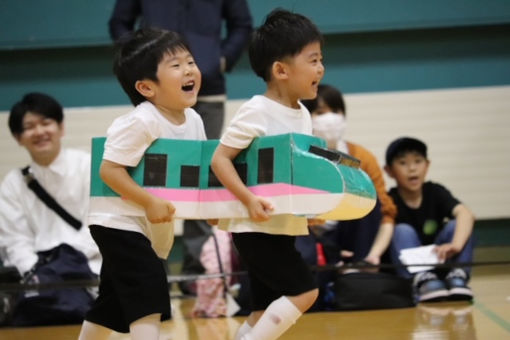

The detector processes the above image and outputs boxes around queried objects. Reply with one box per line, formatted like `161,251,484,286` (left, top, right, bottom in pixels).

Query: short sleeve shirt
388,181,460,244
218,95,312,236
89,101,206,258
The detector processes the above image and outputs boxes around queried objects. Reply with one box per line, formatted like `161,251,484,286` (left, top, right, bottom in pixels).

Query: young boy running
79,28,206,340
211,9,324,340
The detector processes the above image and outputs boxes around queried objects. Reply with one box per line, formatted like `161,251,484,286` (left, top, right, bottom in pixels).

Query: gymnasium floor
1,260,508,340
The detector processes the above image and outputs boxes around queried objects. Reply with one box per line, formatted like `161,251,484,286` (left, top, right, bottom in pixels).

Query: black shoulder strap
21,166,82,231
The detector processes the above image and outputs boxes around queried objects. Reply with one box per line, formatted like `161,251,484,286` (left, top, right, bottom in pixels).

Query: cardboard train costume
90,133,376,220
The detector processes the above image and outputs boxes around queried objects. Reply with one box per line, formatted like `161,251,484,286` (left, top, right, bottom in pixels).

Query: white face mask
311,112,347,149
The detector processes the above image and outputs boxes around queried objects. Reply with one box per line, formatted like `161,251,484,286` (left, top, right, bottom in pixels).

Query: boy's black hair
302,84,346,115
113,27,191,106
9,92,63,136
385,137,428,165
249,8,323,82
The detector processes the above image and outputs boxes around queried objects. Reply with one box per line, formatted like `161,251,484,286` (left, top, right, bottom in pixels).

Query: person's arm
354,143,397,225
220,0,253,72
0,180,38,275
349,144,396,266
100,159,175,223
108,0,141,41
211,143,273,221
365,221,394,266
434,203,475,261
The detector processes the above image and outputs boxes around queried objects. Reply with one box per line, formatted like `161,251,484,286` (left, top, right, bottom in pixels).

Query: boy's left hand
434,243,461,261
206,219,219,226
307,218,325,226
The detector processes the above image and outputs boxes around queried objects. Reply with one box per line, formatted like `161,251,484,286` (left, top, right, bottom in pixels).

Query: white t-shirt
0,148,101,274
88,101,206,258
219,95,312,235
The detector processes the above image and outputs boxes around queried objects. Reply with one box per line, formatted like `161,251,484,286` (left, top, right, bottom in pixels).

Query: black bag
334,271,415,310
10,243,96,326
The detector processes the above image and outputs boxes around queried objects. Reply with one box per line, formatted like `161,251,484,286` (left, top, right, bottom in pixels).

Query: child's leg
241,292,318,340
234,316,256,340
389,223,422,278
129,313,161,340
87,226,171,335
435,220,475,275
78,320,112,340
232,233,318,340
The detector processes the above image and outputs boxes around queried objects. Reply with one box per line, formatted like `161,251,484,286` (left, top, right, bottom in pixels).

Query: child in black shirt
385,137,475,303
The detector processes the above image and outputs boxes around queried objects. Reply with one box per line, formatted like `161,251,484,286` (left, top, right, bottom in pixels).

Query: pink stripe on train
144,183,327,202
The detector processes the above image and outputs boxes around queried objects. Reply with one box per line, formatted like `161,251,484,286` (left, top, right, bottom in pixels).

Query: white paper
399,245,442,273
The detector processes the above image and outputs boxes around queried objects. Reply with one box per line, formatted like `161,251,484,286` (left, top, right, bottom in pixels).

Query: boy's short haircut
113,27,191,106
385,137,428,165
248,8,323,82
9,92,63,136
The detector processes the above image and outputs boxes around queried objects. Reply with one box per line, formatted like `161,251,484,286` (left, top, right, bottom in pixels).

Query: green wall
1,0,510,110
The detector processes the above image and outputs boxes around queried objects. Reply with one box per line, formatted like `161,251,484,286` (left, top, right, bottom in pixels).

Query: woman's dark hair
301,84,346,115
317,84,346,115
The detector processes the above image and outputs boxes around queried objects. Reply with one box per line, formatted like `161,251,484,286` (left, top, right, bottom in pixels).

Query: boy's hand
362,255,380,273
145,197,175,224
247,197,273,222
434,243,461,261
307,218,325,226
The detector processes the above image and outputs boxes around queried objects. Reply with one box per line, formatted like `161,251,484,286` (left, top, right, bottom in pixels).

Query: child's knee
291,288,319,313
308,288,319,302
392,223,420,244
394,223,415,236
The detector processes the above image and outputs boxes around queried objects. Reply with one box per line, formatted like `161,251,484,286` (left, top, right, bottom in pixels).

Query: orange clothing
347,141,397,224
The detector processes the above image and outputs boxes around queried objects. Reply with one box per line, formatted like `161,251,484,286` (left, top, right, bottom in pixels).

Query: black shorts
86,225,171,333
232,232,317,310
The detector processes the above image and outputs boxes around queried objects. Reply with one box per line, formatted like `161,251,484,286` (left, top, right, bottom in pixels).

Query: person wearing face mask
296,84,397,290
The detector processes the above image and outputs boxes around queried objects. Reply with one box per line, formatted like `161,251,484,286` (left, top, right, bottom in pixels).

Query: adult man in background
0,92,101,277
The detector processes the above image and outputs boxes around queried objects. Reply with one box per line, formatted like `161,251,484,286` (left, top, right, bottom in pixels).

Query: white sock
129,313,161,340
78,320,112,340
241,296,302,340
235,320,253,340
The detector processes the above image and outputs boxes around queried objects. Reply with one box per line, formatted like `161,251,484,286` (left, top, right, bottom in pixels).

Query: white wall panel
1,86,509,219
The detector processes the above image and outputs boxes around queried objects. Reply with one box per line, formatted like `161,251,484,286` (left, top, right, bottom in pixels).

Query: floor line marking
474,300,510,333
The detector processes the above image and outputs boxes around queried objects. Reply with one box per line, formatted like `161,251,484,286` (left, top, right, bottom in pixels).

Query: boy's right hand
247,196,274,222
145,196,175,224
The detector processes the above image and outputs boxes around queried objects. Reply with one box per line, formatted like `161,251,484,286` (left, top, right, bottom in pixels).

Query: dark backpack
10,244,96,326
333,271,415,311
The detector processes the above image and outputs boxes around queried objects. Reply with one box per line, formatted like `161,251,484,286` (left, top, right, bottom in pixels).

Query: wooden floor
1,264,509,340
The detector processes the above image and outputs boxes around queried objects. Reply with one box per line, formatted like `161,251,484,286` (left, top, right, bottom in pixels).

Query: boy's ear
135,79,155,99
271,61,289,80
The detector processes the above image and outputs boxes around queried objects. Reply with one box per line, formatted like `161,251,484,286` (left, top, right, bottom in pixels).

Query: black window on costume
208,163,248,187
143,154,167,186
181,165,200,187
258,148,274,184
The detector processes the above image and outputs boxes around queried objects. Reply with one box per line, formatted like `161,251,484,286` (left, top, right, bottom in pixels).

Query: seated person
384,137,475,302
296,84,396,268
295,84,397,311
0,92,101,277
